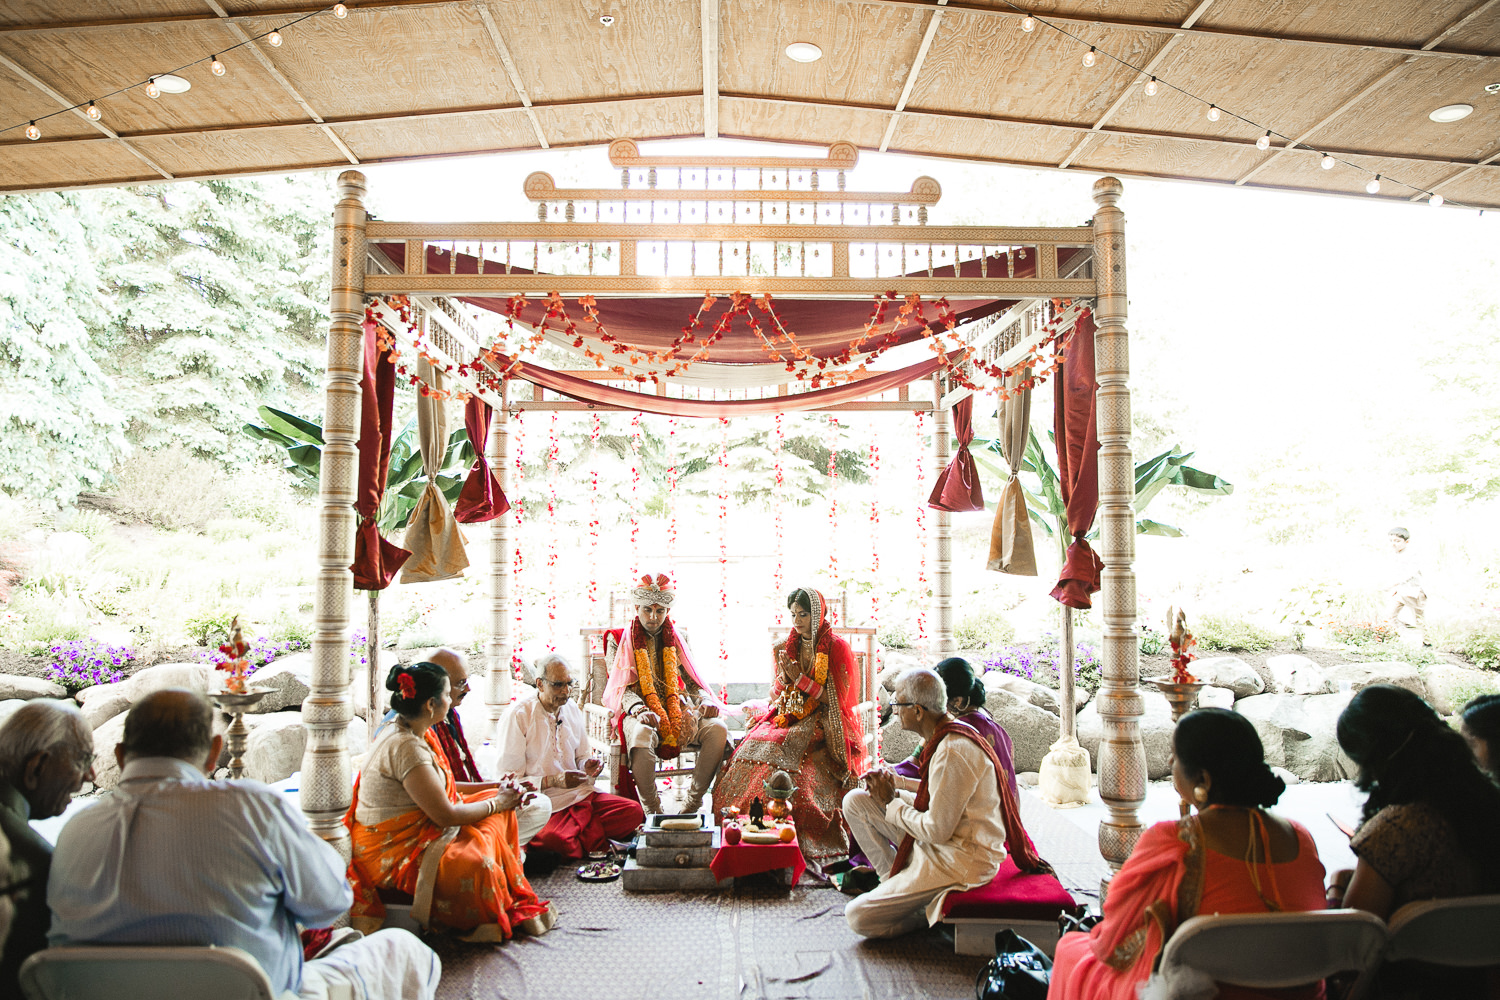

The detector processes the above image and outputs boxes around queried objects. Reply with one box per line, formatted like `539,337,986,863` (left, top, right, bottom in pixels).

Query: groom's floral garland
632,619,684,757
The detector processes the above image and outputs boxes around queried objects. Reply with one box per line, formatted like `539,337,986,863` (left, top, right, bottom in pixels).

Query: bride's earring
1193,785,1208,804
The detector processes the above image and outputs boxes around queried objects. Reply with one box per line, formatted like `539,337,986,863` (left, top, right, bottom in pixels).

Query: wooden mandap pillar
931,374,955,656
1090,177,1145,870
485,395,514,733
301,169,366,852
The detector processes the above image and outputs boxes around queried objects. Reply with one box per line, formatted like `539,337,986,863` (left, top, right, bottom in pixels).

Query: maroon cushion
940,857,1076,921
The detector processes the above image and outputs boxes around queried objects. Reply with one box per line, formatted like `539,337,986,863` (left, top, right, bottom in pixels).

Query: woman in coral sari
716,586,867,863
1048,708,1327,1000
346,661,555,942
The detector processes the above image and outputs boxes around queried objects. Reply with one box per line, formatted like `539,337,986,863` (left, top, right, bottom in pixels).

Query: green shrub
1449,675,1500,710
954,609,1016,650
1139,627,1166,656
1196,614,1278,653
1329,619,1398,648
108,447,224,532
877,621,913,649
182,607,241,647
1462,623,1500,672
269,617,314,647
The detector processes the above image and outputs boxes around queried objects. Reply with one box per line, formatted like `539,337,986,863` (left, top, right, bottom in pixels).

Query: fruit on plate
778,825,796,843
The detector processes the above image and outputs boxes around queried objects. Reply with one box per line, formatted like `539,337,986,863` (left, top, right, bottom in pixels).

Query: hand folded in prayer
864,767,896,807
561,770,588,788
492,786,523,812
583,757,604,778
638,710,660,729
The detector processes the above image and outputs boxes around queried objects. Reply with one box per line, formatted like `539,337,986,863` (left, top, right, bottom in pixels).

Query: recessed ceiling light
785,41,822,63
1429,103,1472,123
1486,83,1500,95
599,14,615,26
154,74,192,94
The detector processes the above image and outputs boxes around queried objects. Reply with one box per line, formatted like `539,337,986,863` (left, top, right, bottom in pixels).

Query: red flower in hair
397,672,416,700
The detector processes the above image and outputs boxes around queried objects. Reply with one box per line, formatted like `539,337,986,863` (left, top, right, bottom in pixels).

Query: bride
715,586,867,862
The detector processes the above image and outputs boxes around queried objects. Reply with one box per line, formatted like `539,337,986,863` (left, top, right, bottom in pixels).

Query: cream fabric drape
400,357,469,583
986,368,1037,575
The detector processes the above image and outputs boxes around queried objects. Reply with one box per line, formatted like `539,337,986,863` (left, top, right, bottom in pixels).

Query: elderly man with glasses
495,653,644,860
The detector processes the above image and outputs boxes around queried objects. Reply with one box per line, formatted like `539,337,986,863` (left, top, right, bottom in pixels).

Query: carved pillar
301,170,366,853
931,374,955,655
1091,176,1144,870
486,393,513,734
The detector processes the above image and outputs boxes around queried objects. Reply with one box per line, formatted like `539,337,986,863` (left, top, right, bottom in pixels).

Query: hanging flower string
587,412,600,613
511,408,527,680
826,414,840,587
915,409,929,646
545,411,559,650
773,411,785,616
869,437,880,633
667,416,679,565
629,413,642,579
717,416,731,677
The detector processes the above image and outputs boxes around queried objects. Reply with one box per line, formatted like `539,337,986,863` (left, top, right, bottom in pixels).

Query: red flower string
717,416,730,676
629,413,642,580
545,411,559,650
511,409,526,680
915,409,929,646
587,412,600,613
772,411,784,617
869,436,881,633
826,414,840,587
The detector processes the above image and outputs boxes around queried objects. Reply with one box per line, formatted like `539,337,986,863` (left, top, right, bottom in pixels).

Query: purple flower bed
47,639,133,693
199,634,309,669
982,635,1102,691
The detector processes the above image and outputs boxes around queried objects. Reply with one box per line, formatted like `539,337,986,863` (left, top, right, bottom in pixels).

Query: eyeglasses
889,701,919,710
540,679,576,691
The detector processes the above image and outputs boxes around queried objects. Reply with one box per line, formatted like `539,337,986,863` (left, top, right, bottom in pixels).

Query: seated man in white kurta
494,653,645,858
842,667,1049,938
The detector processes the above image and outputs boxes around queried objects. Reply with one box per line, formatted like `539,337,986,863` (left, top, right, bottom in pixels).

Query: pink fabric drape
454,395,509,523
351,319,411,591
1050,311,1103,609
928,394,985,512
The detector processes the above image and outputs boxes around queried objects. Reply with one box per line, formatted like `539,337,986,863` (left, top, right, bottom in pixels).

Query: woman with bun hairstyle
346,661,555,940
894,657,1018,799
1048,708,1329,1000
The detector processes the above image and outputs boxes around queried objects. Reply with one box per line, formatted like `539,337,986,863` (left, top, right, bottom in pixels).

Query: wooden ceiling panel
1313,58,1500,161
0,1,210,29
908,12,1161,123
0,58,100,140
532,96,703,148
890,113,1080,165
0,22,305,134
130,122,341,176
492,0,702,104
0,137,161,191
1195,0,1479,49
1443,2,1500,50
933,0,1200,18
1071,131,1266,181
1435,165,1500,207
333,112,539,161
719,0,922,108
1247,150,1457,198
236,7,519,119
718,96,890,149
1105,37,1405,143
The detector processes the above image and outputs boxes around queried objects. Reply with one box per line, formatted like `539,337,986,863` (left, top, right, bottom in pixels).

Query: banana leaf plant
244,405,473,533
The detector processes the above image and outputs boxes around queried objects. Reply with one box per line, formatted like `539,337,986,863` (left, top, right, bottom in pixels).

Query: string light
333,3,349,16
1082,46,1096,67
1429,193,1444,207
1256,131,1271,150
1021,15,1035,31
1144,77,1158,96
1320,154,1336,170
267,29,283,46
210,55,226,76
1366,175,1381,194
145,78,161,99
1206,104,1221,122
25,122,39,140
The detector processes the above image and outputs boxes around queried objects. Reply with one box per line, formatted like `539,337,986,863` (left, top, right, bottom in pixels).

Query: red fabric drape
928,394,985,512
351,319,411,591
1050,311,1103,609
453,396,509,523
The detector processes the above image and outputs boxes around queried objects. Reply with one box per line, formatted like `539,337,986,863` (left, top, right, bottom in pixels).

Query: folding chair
1160,909,1387,992
1347,894,1500,999
18,944,351,1000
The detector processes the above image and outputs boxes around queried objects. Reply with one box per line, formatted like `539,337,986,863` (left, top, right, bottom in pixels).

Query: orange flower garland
635,645,684,753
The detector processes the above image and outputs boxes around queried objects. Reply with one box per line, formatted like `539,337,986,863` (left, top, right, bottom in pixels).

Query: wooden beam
0,1,464,36
880,0,947,153
702,0,719,139
475,1,548,149
365,219,1091,241
366,273,1096,297
509,398,935,412
1416,142,1500,201
1422,0,1500,50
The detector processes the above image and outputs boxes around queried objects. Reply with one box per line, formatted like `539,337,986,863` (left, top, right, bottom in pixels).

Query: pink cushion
940,856,1076,921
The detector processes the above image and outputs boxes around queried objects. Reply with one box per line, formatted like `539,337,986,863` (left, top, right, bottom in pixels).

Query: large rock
0,699,27,729
1422,663,1500,715
986,688,1071,775
1265,654,1335,695
91,712,130,790
1323,662,1427,700
1234,693,1353,783
246,652,312,713
877,651,923,692
82,693,130,730
242,712,307,784
983,673,1088,717
77,680,126,705
1197,686,1236,710
122,663,212,702
880,715,920,764
1076,689,1176,780
0,674,66,700
1190,657,1264,699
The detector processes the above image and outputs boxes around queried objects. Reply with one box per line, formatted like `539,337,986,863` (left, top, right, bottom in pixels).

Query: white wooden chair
19,944,351,1000
1159,909,1387,993
763,591,880,761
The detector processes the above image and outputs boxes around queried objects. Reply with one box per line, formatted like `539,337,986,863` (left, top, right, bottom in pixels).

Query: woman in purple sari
892,657,1018,799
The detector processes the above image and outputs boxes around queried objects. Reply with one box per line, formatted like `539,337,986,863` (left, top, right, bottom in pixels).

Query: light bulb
1144,77,1157,96
1082,47,1096,67
1429,193,1444,207
1206,104,1220,121
1320,154,1335,170
86,101,102,121
1021,15,1034,31
1256,131,1270,150
145,78,161,98
25,122,39,140
210,55,225,76
267,29,283,46
1365,175,1381,194
333,3,348,16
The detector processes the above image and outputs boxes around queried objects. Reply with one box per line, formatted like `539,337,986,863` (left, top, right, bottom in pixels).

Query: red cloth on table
710,836,806,887
1050,310,1102,609
351,318,411,590
939,856,1075,920
454,395,509,523
929,394,985,512
528,793,644,859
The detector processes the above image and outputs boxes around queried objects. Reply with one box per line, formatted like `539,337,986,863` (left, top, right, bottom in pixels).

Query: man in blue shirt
49,689,439,999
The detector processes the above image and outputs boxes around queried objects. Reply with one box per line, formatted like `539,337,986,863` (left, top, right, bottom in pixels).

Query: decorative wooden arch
305,146,1145,874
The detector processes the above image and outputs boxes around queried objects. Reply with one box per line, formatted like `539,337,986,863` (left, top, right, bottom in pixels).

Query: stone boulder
988,688,1073,775
1190,657,1264,699
91,712,130,790
77,680,127,705
1265,654,1335,695
1076,689,1176,780
122,663,212,703
880,715,920,764
242,712,307,784
82,692,130,730
0,674,66,701
876,651,923,692
246,652,312,713
0,699,27,729
1234,693,1353,783
1323,661,1427,700
1197,686,1236,710
983,673,1088,717
1421,663,1499,715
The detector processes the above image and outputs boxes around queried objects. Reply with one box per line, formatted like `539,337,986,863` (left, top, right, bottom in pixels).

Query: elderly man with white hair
603,572,728,814
842,667,1050,939
495,653,645,859
0,700,94,996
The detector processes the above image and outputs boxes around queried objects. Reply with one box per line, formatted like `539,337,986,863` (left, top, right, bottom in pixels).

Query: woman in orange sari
1048,709,1327,1000
346,661,555,941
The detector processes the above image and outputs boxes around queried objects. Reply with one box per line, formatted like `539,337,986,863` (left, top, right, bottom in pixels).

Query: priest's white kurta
842,736,1008,937
493,690,594,811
